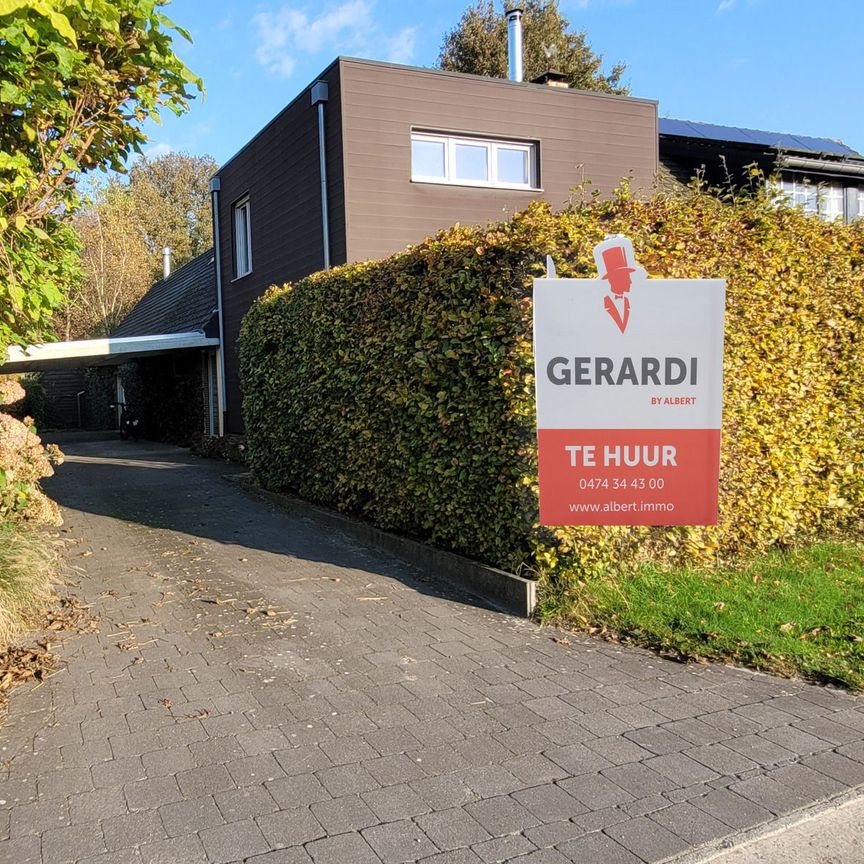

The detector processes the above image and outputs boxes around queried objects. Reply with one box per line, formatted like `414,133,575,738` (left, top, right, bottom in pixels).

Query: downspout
311,80,331,270
209,177,226,437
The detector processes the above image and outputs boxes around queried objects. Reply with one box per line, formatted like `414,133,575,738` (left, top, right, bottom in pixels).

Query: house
1,53,658,437
110,249,221,442
212,56,659,433
659,118,864,222
1,250,220,437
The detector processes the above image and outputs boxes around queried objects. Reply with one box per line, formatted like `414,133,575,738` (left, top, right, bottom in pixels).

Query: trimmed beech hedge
240,191,864,587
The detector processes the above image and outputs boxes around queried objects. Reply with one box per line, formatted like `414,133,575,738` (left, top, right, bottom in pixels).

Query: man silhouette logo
593,236,646,334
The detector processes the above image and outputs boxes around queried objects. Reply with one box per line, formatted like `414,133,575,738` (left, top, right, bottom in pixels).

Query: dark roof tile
113,250,217,338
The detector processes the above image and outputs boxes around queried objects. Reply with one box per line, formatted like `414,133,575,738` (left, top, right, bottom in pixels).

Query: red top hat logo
593,235,646,334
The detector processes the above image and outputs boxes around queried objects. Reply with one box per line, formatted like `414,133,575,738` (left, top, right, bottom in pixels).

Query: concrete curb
671,785,864,864
228,474,537,618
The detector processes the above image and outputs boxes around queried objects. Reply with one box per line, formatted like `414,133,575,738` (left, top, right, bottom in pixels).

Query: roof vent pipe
162,247,172,279
506,7,524,82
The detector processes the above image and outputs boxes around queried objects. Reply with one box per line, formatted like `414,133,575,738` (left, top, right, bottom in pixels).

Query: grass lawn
539,541,864,691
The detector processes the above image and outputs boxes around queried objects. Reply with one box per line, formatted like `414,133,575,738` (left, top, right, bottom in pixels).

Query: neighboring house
111,250,221,441
212,56,659,433
1,250,220,436
659,118,864,222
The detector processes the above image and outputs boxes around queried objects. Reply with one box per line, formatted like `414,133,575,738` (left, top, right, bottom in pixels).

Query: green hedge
239,191,864,588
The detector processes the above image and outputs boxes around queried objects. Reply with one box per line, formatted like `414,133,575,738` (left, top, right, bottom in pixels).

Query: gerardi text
547,356,698,386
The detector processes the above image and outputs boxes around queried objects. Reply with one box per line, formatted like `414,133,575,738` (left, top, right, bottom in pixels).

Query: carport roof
1,250,220,374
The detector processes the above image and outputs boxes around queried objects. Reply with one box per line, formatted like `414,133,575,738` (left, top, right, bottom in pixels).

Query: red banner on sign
537,428,721,526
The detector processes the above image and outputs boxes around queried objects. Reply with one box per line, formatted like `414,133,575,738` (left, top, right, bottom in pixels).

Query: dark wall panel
340,60,658,262
216,63,345,433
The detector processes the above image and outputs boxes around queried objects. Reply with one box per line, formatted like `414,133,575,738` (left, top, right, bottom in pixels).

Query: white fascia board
3,332,220,369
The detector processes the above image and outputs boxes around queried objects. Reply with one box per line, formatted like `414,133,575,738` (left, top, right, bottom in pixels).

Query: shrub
0,381,63,528
240,189,864,592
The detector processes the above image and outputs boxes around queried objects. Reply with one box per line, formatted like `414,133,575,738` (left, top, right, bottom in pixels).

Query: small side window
233,196,252,278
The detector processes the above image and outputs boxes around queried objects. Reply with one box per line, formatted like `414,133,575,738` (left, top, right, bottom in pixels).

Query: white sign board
533,236,725,525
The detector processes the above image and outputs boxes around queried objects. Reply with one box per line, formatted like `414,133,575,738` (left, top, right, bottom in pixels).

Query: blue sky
145,0,864,165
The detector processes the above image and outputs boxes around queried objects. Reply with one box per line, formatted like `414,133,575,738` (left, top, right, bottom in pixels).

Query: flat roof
2,332,219,374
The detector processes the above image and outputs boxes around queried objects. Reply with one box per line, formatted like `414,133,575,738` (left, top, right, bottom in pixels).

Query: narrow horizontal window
411,132,538,190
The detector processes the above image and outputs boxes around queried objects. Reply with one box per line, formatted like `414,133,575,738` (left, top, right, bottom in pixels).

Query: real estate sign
534,235,725,526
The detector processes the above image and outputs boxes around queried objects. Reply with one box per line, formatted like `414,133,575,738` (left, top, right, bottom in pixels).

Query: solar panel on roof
659,118,861,157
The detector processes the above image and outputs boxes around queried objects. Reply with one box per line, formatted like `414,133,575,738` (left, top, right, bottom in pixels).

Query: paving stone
9,795,69,837
38,765,95,798
363,818,439,862
124,775,182,811
158,795,224,837
802,750,864,786
623,726,690,755
306,832,382,864
274,746,333,777
602,761,677,797
67,786,129,825
765,764,845,801
416,807,492,851
649,801,731,845
543,743,612,776
557,772,634,810
0,836,41,864
311,794,379,833
189,735,247,767
364,754,427,786
684,743,760,775
266,772,331,810
362,783,430,821
140,746,196,778
410,775,477,810
645,752,720,786
320,734,379,767
465,795,539,836
556,831,642,863
723,733,798,766
691,787,776,829
470,834,536,863
199,819,269,864
92,757,146,789
103,810,166,850
728,775,811,815
257,808,326,848
138,834,207,864
245,850,313,864
215,785,279,821
175,764,236,798
512,783,586,821
316,763,381,797
458,765,524,798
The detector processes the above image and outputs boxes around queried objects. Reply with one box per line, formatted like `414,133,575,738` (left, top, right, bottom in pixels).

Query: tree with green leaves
128,152,218,283
0,0,202,354
438,0,627,94
55,151,217,339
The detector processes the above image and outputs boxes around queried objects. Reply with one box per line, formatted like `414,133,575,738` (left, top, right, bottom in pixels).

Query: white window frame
411,132,538,191
772,176,847,222
233,196,252,278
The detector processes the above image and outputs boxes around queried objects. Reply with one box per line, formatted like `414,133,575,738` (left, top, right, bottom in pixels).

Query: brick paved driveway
2,439,863,864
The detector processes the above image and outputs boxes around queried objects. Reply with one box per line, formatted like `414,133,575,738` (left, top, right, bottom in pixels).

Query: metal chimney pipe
506,7,524,82
162,247,172,278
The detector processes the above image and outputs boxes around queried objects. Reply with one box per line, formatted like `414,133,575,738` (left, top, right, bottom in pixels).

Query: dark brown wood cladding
339,59,658,262
216,62,346,433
